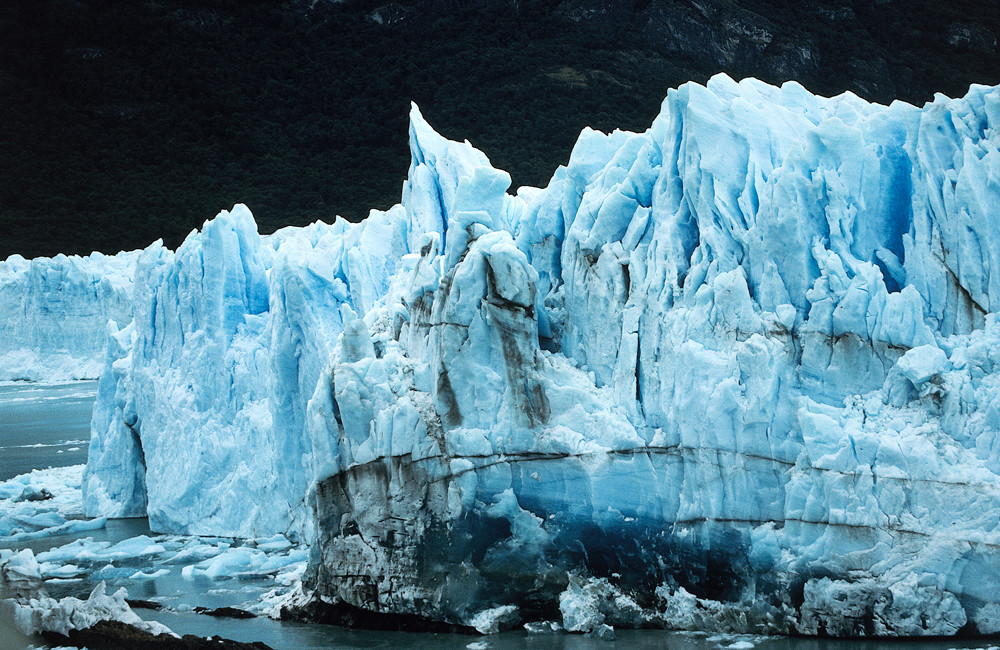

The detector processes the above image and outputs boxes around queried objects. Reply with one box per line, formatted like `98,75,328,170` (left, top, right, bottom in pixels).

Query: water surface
0,381,96,480
2,382,998,650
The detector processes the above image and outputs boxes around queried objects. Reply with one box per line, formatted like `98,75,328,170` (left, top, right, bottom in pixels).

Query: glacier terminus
6,74,1000,637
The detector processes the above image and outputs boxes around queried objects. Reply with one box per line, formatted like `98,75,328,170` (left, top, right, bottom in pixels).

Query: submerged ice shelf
9,73,1000,636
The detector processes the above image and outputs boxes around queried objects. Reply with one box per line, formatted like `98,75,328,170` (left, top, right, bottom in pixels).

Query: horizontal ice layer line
78,75,1000,635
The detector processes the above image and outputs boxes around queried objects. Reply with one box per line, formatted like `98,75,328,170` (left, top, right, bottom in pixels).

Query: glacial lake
1,381,998,650
0,381,94,481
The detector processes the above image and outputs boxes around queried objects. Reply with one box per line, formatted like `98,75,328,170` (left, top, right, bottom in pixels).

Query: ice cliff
82,205,415,537
80,74,1000,635
0,251,138,381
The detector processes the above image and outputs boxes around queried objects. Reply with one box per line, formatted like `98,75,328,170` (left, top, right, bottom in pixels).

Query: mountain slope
1,0,997,259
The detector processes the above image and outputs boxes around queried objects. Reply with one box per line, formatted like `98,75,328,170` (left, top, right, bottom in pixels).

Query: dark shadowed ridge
1,0,997,259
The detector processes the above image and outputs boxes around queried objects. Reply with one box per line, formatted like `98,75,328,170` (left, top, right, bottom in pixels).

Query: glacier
0,251,139,381
32,72,1000,635
81,204,415,536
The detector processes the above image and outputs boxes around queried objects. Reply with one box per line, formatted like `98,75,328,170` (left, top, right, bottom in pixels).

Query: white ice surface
0,466,106,543
302,78,1000,633
83,207,411,538
10,579,175,638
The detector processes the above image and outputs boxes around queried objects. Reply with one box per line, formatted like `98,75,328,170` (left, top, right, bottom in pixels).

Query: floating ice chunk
178,543,308,582
35,538,107,564
524,620,561,634
586,623,615,640
11,580,175,638
160,538,231,564
558,576,644,633
40,563,84,579
0,465,101,544
1,549,42,584
100,535,166,560
254,534,292,552
1,465,86,520
200,547,258,579
0,517,106,543
470,604,518,634
91,564,140,581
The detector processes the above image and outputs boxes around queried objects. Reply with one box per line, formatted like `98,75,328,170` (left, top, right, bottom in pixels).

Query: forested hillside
2,0,997,259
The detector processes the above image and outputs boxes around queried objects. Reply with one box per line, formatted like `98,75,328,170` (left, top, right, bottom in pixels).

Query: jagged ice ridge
9,73,1000,635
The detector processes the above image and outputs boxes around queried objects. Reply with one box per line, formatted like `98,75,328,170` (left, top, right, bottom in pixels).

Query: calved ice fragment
0,466,106,543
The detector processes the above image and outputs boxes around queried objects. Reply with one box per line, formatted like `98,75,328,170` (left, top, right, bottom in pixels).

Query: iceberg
73,74,1000,635
0,250,139,381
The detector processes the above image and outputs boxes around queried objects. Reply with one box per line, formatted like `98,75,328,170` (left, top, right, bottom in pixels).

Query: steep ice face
304,77,1000,635
0,250,139,381
83,204,412,539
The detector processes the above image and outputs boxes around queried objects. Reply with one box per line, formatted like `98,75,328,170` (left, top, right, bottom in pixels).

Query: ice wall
0,251,139,381
83,74,1000,636
304,77,1000,635
82,205,413,538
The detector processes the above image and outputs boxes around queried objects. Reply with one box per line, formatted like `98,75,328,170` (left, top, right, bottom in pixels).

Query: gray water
1,382,998,650
0,381,95,480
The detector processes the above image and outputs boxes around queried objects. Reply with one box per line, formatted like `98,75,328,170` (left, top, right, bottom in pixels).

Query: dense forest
2,0,998,259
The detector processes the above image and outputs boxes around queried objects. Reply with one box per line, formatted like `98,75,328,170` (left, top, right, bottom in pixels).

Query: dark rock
281,596,477,634
41,619,273,650
125,598,163,610
193,606,256,619
554,0,637,41
368,3,412,26
817,6,855,22
947,22,997,55
846,56,896,104
761,42,819,83
640,0,776,72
